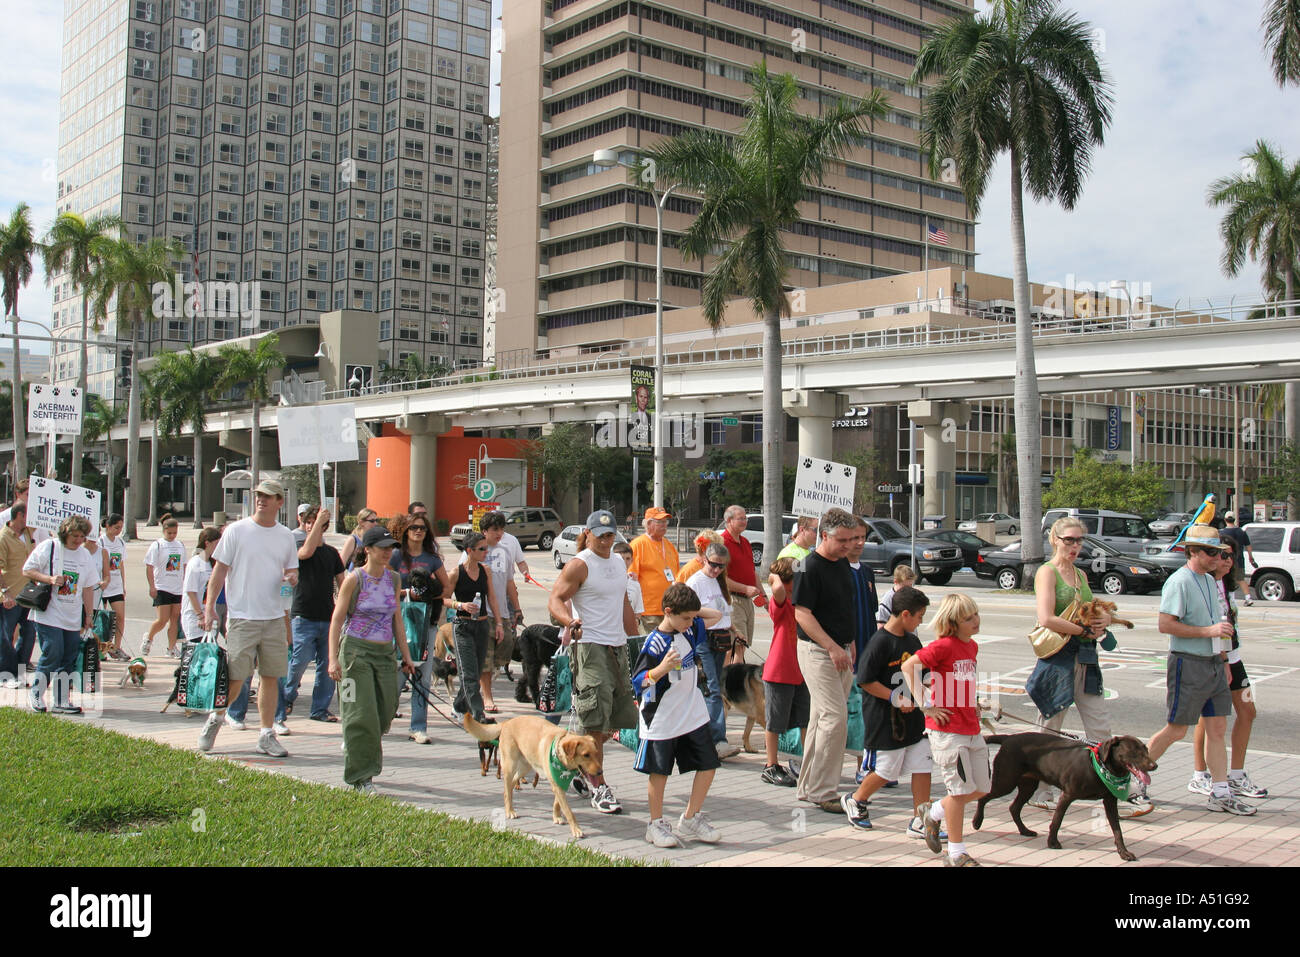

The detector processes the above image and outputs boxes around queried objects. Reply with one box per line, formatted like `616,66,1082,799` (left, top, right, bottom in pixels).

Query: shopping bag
93,608,115,646
537,646,572,715
400,599,429,663
73,633,100,693
177,631,230,712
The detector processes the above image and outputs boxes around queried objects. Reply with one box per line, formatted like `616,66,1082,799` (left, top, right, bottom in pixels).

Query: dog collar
1088,743,1131,800
549,737,578,791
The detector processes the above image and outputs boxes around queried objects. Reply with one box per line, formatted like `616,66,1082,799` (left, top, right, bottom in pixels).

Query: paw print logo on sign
843,468,852,478
34,478,46,490
823,464,832,474
60,485,71,495
802,458,812,468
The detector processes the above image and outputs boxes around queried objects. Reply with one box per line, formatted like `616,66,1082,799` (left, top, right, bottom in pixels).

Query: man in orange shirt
630,507,680,635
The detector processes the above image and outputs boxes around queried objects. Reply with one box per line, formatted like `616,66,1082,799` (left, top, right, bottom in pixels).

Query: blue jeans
697,641,728,745
32,623,80,708
278,617,335,722
409,642,437,734
2,603,36,672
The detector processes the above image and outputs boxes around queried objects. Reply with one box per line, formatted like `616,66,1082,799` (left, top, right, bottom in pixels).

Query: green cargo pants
340,636,398,787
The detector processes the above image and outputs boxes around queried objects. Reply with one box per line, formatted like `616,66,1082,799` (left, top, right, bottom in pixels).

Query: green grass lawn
0,710,631,867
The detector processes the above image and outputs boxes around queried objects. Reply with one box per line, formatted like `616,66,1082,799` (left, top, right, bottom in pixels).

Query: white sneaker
257,730,289,758
273,721,291,736
675,810,720,844
715,741,740,759
1207,793,1257,816
645,817,680,848
590,783,622,814
197,712,222,752
225,713,247,731
1187,774,1212,796
1229,772,1268,798
140,636,152,656
354,780,378,796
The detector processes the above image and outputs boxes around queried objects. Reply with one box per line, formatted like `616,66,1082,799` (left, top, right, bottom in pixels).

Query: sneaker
908,816,948,841
1243,596,1255,606
916,802,943,855
760,764,798,787
272,721,291,736
644,817,680,848
1229,773,1268,798
167,645,181,659
787,757,802,778
1207,793,1257,816
945,852,981,867
109,648,130,662
571,775,591,798
814,798,843,814
883,779,900,788
1125,781,1154,816
197,712,222,752
51,704,83,715
225,713,247,731
590,784,622,814
140,636,152,656
257,730,289,758
675,810,720,844
1028,797,1058,811
1187,774,1212,796
841,793,872,830
715,741,740,759
408,731,431,745
354,780,378,796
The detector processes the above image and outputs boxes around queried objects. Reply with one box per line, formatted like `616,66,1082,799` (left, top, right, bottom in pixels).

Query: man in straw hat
1133,524,1256,816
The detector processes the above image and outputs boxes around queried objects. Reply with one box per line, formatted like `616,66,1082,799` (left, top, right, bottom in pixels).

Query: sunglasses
706,560,727,570
408,525,428,533
1058,536,1085,545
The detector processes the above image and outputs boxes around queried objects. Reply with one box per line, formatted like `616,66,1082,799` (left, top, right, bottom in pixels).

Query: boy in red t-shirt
902,593,990,867
759,557,807,787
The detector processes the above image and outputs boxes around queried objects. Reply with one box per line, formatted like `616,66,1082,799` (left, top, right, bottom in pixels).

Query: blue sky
1,0,1295,356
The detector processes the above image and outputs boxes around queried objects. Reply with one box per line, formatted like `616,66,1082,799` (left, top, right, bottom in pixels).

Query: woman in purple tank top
328,525,415,793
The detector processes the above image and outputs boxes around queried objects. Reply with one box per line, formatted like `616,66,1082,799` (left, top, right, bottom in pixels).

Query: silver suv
450,506,565,550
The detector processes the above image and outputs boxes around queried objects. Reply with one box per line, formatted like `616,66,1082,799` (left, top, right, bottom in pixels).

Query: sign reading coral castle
27,476,101,535
27,384,83,434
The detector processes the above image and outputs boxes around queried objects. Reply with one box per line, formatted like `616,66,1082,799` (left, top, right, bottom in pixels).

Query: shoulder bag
16,541,55,612
1027,573,1084,659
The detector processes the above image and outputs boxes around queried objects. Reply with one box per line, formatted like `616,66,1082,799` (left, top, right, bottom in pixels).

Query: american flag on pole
927,222,950,246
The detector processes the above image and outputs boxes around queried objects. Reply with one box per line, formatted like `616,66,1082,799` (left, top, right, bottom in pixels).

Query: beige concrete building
497,0,977,368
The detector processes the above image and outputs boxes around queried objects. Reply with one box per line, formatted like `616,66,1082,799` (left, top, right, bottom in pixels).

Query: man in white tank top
549,510,639,815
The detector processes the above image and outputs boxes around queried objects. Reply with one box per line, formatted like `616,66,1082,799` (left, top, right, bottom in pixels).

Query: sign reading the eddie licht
276,404,360,467
27,384,83,434
791,455,857,518
27,475,101,535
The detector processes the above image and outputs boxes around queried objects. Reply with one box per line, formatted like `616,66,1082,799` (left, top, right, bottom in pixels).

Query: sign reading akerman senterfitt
27,384,82,434
791,455,857,519
276,404,359,467
27,475,101,535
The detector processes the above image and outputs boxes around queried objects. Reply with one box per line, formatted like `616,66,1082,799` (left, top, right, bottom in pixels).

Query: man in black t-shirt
841,586,938,837
1220,514,1255,606
793,507,860,811
278,506,345,724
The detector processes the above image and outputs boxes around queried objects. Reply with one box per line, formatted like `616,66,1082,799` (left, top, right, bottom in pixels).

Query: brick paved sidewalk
7,639,1298,867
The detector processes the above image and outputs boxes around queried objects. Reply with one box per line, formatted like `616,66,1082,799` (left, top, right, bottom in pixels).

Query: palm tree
82,392,122,512
647,61,889,565
913,0,1113,564
154,348,222,527
1208,140,1300,516
139,367,164,526
1192,455,1229,494
1263,0,1300,85
216,334,285,493
89,235,185,538
377,352,449,385
0,203,38,480
985,431,1020,515
42,211,123,486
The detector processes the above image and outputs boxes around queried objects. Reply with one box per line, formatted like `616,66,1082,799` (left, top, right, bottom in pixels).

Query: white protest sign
791,455,857,519
27,384,83,434
276,403,359,467
27,475,101,535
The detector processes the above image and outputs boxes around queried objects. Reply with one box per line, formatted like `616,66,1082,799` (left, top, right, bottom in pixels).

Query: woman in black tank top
441,531,501,722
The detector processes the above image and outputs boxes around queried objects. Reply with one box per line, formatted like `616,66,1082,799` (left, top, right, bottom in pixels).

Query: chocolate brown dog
972,733,1156,861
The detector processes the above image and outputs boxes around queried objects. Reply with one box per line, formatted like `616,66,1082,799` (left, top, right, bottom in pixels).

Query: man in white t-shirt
196,479,299,757
475,511,525,688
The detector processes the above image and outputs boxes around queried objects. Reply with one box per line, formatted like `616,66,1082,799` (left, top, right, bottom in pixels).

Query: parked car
715,513,798,566
918,528,994,570
1040,508,1153,555
1242,522,1300,602
551,524,630,569
1141,539,1189,574
860,517,964,585
957,512,1019,536
975,535,1167,594
1148,512,1194,537
450,506,565,550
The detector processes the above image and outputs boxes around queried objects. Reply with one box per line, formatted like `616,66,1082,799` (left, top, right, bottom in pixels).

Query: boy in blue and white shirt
632,582,724,848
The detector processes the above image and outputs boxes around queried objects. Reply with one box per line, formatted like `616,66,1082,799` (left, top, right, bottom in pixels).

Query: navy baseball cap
585,510,618,535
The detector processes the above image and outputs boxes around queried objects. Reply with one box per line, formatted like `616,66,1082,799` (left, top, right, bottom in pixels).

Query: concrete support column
783,389,845,463
906,400,971,527
396,413,448,516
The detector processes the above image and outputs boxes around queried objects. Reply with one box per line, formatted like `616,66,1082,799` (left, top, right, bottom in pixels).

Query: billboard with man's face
630,365,655,455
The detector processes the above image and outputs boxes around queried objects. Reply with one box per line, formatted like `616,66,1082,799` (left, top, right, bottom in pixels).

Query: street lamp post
592,148,676,508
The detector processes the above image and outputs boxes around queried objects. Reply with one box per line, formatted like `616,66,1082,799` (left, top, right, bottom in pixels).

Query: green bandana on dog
549,737,578,791
1089,743,1131,800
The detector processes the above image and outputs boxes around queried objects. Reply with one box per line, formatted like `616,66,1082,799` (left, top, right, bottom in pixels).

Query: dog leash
984,707,1084,741
406,668,469,732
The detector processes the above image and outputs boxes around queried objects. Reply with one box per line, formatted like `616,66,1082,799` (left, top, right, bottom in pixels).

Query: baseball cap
644,506,671,521
254,478,285,497
361,525,399,549
297,503,313,517
585,510,618,535
1223,512,1236,522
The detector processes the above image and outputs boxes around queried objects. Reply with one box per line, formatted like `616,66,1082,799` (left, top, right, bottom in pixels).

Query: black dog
408,567,441,604
972,733,1156,862
514,624,561,704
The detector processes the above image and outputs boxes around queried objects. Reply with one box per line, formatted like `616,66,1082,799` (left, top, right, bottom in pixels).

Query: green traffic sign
473,478,496,501
722,417,739,426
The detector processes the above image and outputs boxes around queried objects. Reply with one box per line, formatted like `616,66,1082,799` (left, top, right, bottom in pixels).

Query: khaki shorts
929,731,991,797
730,593,755,644
638,614,661,637
572,641,638,734
227,616,290,683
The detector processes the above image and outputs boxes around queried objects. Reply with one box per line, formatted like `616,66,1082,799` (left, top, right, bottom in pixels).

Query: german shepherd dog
721,663,767,753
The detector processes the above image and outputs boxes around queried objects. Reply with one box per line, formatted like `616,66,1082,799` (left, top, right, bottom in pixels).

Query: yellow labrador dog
464,714,602,840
